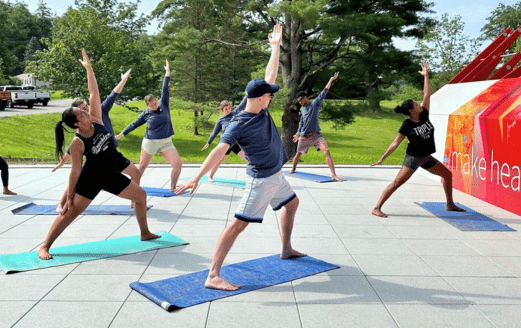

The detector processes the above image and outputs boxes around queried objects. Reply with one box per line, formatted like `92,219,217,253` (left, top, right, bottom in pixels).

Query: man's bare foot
37,247,53,260
3,189,16,195
288,169,295,174
281,248,307,259
140,232,161,241
372,208,388,218
447,204,466,212
55,204,64,213
208,177,214,183
205,275,240,291
332,175,342,182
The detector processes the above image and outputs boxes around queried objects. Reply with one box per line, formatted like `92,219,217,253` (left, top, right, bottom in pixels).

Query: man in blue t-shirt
176,24,306,291
289,72,342,181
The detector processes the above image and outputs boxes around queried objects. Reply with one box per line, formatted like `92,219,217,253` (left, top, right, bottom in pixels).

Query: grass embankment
0,99,406,165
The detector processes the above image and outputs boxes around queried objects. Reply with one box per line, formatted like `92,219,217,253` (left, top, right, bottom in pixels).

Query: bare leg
137,148,154,176
319,144,341,181
209,154,228,181
117,181,160,240
122,163,141,208
425,162,465,212
205,218,249,290
38,194,92,260
372,166,416,218
279,196,306,258
290,152,303,174
160,148,182,191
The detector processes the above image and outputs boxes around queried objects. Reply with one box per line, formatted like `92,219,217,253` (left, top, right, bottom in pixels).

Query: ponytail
55,108,78,160
394,99,414,116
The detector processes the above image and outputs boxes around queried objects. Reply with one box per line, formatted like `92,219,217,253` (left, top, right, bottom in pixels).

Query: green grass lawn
50,90,65,100
0,99,407,165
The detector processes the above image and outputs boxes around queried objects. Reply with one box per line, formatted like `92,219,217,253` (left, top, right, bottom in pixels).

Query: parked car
0,85,36,108
0,90,10,111
21,85,51,106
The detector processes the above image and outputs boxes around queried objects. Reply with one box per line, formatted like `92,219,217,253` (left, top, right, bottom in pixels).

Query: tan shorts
142,137,175,155
297,132,327,154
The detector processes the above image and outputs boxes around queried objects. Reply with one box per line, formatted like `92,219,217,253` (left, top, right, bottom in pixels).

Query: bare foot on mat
205,276,240,291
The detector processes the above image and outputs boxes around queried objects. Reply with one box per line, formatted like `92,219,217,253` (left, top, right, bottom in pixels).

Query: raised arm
325,72,339,90
160,60,171,110
419,62,430,110
114,69,131,94
116,112,147,139
265,24,282,85
371,134,406,166
79,49,102,122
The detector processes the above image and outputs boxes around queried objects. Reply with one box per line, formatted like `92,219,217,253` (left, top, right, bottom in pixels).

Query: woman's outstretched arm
371,134,406,166
419,61,430,111
79,49,102,122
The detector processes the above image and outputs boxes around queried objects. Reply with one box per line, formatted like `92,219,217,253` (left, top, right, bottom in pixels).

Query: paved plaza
1,164,521,328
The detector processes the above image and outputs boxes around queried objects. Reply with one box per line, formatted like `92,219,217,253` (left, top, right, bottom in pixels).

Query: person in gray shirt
289,72,341,181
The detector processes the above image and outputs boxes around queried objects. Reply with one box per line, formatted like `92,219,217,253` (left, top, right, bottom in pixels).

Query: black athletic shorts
114,151,131,172
226,143,242,156
75,165,131,200
403,154,439,171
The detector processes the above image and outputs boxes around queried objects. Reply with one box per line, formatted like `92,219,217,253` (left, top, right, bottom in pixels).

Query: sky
26,0,519,51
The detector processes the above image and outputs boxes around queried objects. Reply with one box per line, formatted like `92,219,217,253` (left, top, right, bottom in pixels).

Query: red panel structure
461,26,521,82
449,28,511,84
490,49,521,79
503,65,521,79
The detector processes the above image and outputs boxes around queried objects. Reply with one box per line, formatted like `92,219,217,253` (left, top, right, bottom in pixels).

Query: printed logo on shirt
91,133,111,154
413,122,434,140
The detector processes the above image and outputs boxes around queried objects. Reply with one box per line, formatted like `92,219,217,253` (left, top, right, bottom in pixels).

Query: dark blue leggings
0,156,8,188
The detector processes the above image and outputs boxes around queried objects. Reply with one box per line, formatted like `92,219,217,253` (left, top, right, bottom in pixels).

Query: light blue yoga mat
182,176,246,189
11,203,152,215
130,254,339,311
0,231,188,274
142,187,188,197
283,170,336,183
416,202,516,231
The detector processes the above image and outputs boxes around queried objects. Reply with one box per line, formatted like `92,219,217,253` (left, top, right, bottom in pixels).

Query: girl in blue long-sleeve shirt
117,60,182,191
201,100,248,181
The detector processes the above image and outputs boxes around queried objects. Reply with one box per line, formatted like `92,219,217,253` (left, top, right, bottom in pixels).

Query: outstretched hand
370,160,383,167
201,143,209,151
268,24,282,46
174,179,198,195
116,133,124,140
164,60,170,75
418,61,428,76
330,72,340,81
121,69,132,81
79,48,91,68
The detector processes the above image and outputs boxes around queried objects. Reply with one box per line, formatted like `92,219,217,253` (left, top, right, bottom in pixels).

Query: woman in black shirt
371,62,464,217
38,49,160,260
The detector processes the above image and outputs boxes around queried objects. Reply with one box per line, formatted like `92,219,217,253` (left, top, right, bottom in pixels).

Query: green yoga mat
0,231,188,274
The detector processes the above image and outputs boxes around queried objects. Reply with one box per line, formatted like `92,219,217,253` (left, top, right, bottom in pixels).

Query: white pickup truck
21,85,51,106
0,85,37,108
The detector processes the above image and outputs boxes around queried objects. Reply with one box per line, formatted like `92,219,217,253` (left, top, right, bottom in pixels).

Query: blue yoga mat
283,170,336,183
182,176,246,189
0,231,188,274
11,203,152,215
416,202,516,231
142,187,189,197
130,255,339,311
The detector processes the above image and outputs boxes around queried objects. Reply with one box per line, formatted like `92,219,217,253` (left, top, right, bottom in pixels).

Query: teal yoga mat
182,176,246,189
0,231,188,274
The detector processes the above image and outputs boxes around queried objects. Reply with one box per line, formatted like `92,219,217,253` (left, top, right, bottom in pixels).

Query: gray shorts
403,154,439,171
235,171,296,223
142,137,175,155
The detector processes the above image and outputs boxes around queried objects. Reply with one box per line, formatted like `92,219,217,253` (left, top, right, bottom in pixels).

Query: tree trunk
280,16,303,160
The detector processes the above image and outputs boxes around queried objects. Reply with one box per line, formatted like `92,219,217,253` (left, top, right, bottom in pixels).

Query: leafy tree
416,14,482,75
27,5,155,101
482,2,521,53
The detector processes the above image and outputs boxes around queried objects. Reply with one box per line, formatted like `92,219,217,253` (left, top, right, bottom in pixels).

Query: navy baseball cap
245,78,280,98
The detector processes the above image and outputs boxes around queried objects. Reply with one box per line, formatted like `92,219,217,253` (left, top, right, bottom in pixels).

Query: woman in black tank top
38,49,160,260
370,62,465,218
